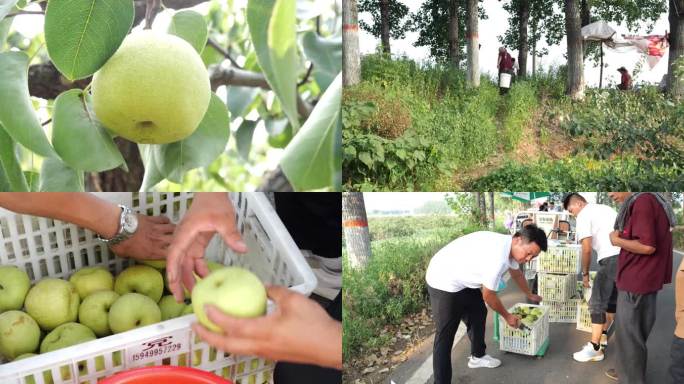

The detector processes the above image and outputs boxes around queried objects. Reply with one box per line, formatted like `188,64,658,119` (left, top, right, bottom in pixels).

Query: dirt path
451,97,574,188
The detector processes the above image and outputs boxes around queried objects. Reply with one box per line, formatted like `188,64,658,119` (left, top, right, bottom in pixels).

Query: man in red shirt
617,67,632,90
604,193,676,383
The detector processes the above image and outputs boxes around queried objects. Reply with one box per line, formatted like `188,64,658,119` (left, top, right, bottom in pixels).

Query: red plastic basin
98,366,233,384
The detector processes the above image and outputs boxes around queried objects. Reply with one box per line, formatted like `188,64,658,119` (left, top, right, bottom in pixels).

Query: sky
363,192,447,212
358,1,671,86
363,192,599,213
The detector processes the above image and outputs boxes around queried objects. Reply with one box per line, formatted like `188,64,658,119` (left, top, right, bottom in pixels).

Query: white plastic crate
535,213,557,235
537,245,581,274
576,300,592,333
499,303,549,356
0,192,317,384
541,299,580,323
538,272,576,302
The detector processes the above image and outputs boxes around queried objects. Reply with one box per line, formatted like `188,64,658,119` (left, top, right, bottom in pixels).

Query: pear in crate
114,265,164,302
0,310,41,360
25,278,80,331
192,267,267,333
79,291,120,337
108,293,161,334
40,322,96,353
0,266,30,313
69,267,114,300
138,259,166,269
159,295,187,320
181,304,194,315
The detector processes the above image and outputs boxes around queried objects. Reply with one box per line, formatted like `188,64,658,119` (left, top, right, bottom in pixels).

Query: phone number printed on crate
126,329,191,366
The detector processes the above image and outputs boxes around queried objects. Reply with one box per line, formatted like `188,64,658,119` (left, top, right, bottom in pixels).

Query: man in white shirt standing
425,225,547,384
564,193,621,362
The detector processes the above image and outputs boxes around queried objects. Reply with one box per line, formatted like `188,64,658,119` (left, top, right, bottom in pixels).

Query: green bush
467,155,684,190
561,86,684,164
343,55,503,190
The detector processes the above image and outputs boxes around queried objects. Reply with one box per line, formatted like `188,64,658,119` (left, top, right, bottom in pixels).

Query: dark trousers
274,292,341,384
614,290,657,384
428,285,487,384
672,336,684,384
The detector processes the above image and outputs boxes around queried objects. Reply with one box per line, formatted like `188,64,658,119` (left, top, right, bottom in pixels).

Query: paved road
388,250,682,384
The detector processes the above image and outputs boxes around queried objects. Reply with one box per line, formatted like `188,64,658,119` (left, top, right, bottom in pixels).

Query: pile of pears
511,306,543,328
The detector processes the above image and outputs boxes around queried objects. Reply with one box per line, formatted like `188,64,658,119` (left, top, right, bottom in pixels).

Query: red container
99,366,233,384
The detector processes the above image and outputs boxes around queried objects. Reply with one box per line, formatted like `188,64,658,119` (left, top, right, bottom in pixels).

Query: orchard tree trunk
380,0,391,54
517,0,530,78
448,0,460,67
580,0,590,26
466,0,480,87
342,192,371,269
580,0,591,58
668,0,684,99
343,0,361,86
531,23,537,77
489,191,495,229
87,140,143,191
564,0,585,100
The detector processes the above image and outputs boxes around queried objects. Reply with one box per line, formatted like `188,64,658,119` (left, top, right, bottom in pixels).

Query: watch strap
96,205,134,246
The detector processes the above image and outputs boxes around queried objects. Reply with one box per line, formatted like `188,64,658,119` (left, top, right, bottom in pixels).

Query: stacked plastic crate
576,272,597,332
538,245,582,322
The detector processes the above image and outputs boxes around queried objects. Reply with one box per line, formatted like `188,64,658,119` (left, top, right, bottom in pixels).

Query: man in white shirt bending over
425,225,547,384
564,193,621,362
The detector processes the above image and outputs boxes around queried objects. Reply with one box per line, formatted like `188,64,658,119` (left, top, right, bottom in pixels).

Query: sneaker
605,368,618,381
468,354,501,368
572,342,605,362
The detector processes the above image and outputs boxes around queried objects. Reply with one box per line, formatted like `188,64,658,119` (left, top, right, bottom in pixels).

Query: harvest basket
537,245,581,274
498,303,549,356
0,192,317,384
537,272,576,302
541,299,580,323
576,301,593,333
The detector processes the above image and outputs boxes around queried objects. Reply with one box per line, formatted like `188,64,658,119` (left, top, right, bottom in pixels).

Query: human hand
582,275,591,288
526,293,542,303
167,193,247,302
191,286,342,370
609,230,621,246
505,313,521,328
110,215,175,260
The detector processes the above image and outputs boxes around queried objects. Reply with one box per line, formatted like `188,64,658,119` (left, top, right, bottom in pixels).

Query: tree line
342,0,684,99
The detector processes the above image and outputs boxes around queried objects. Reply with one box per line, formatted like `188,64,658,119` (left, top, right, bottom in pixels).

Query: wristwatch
96,205,138,246
582,271,589,277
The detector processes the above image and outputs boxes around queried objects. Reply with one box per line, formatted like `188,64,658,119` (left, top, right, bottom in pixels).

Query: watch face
122,212,139,233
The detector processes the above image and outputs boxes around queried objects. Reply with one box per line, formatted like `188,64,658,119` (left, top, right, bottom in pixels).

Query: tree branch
298,62,314,87
209,65,313,119
5,10,44,17
144,0,161,29
133,0,208,27
206,38,242,69
28,62,91,99
257,166,294,192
